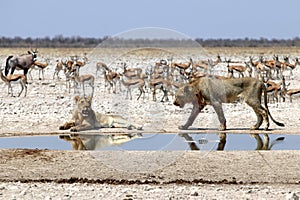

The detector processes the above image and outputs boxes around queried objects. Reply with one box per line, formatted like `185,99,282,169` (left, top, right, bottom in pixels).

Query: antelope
149,76,170,102
5,49,38,80
74,59,86,69
226,60,252,78
249,56,262,78
121,73,147,100
284,88,300,103
72,71,95,97
53,60,66,80
100,64,121,93
191,55,221,73
62,60,78,93
67,56,86,76
191,58,209,72
122,62,143,78
96,62,108,77
29,59,50,80
171,58,192,71
282,57,300,77
0,68,27,97
249,56,271,79
264,77,287,103
263,55,281,79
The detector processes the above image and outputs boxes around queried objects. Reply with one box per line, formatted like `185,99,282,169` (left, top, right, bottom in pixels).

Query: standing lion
174,76,284,131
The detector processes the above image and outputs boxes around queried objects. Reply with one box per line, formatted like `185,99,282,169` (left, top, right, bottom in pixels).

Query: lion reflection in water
179,133,284,150
59,133,142,150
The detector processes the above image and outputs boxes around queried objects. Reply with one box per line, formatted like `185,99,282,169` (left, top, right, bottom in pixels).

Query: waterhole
0,133,299,151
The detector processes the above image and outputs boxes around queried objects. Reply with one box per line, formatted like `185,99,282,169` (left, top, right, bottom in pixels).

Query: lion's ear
74,95,80,102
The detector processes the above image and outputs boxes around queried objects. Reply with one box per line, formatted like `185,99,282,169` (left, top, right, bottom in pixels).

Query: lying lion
59,95,143,132
174,76,284,131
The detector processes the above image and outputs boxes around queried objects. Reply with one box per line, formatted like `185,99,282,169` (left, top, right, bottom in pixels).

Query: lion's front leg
212,102,226,131
179,105,202,130
59,121,76,130
70,124,94,132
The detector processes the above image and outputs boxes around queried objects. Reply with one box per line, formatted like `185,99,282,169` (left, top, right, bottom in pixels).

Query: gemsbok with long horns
5,49,38,80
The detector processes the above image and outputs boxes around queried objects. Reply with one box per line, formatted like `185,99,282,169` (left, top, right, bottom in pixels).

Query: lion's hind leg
246,101,269,130
110,115,143,130
249,108,264,130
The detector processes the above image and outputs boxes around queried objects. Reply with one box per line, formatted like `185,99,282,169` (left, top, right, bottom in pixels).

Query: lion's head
74,95,93,118
173,85,198,108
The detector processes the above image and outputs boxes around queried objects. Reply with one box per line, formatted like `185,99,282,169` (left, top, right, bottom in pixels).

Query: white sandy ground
0,47,300,199
0,182,299,200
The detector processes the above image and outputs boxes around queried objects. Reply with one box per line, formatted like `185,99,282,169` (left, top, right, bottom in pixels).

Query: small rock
191,191,199,196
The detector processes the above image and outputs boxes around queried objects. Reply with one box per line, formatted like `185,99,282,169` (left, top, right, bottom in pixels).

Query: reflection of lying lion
59,133,142,150
59,96,143,132
174,76,284,130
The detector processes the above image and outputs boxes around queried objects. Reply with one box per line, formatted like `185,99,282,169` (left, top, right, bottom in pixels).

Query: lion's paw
178,125,189,130
70,127,79,132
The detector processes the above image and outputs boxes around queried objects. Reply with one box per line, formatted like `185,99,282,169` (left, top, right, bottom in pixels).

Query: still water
0,133,299,151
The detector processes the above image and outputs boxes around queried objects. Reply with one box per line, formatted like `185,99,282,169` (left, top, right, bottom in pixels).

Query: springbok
96,62,108,77
98,63,121,93
29,58,50,80
263,55,281,79
282,57,300,77
171,58,192,71
72,71,95,97
121,73,147,100
191,55,221,73
122,62,143,78
264,77,287,103
226,60,252,78
0,68,27,97
284,88,300,103
149,76,170,102
53,60,66,80
249,56,271,79
5,49,38,79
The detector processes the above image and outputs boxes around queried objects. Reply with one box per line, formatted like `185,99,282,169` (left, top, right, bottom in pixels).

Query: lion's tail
263,84,285,127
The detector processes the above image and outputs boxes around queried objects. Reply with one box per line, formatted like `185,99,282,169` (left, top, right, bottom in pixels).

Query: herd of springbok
1,49,300,103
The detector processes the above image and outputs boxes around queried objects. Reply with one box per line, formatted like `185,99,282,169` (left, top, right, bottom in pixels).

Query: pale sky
0,0,299,39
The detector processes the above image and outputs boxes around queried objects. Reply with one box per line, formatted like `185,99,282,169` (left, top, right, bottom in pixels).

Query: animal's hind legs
250,111,263,130
249,107,269,130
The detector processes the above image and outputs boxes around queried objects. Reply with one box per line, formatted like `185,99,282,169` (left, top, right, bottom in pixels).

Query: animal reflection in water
250,133,285,150
59,133,142,150
179,133,285,151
